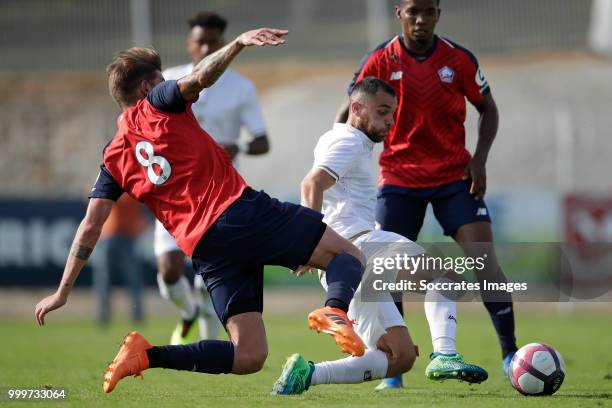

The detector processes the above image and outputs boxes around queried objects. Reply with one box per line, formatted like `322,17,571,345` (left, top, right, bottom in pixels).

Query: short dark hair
188,11,228,34
400,0,440,6
350,76,396,99
106,47,161,108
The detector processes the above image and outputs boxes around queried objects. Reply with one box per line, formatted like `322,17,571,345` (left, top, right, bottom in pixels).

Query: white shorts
321,229,425,350
154,219,182,256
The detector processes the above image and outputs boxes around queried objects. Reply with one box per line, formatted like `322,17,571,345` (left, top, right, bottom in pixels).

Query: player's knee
400,346,417,373
234,347,268,374
338,244,365,268
390,347,417,376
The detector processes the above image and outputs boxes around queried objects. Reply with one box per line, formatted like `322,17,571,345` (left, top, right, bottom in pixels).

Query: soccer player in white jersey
154,12,270,345
271,77,487,395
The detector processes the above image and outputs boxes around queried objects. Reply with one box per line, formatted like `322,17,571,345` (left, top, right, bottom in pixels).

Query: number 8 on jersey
135,141,172,185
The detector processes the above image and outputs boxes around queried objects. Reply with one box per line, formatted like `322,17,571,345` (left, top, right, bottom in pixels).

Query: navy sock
324,252,364,313
483,300,518,358
477,266,518,358
146,340,234,374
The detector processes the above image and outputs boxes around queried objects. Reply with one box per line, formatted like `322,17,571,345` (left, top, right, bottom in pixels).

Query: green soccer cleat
425,352,488,384
270,353,314,395
169,312,199,345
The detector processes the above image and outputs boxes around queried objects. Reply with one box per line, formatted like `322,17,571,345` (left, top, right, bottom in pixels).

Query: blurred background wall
1,0,611,290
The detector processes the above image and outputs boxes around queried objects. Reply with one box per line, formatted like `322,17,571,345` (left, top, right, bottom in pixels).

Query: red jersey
102,81,248,256
352,35,490,188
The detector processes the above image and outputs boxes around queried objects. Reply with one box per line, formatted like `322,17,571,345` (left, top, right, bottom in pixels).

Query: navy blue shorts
375,179,491,240
191,188,326,326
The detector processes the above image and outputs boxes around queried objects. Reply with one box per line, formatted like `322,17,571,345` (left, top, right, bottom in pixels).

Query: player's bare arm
292,169,337,276
34,198,114,326
464,93,499,200
178,28,288,101
300,168,336,212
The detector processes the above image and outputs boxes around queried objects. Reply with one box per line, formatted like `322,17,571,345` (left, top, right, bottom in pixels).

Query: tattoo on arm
70,244,93,261
179,41,244,100
195,42,242,87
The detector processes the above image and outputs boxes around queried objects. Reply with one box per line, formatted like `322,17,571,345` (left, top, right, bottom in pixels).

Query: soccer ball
508,343,565,396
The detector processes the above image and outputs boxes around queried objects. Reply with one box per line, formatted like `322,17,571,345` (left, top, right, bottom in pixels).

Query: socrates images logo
438,66,455,83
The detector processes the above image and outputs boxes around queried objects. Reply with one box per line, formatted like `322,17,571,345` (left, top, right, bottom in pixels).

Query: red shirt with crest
351,35,490,188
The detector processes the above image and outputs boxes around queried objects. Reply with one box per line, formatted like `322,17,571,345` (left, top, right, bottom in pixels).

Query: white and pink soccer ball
508,343,565,396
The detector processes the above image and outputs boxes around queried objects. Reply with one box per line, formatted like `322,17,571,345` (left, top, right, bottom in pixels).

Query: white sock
194,274,220,339
311,349,388,385
157,274,197,320
424,278,457,355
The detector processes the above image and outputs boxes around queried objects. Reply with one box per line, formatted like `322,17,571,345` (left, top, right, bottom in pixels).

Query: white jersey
162,64,267,145
313,123,377,239
314,124,425,350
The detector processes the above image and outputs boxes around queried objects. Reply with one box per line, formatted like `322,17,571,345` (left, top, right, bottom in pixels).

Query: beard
352,115,389,143
362,121,388,143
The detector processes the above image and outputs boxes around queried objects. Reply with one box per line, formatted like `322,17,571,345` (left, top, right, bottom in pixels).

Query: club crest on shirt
437,66,455,84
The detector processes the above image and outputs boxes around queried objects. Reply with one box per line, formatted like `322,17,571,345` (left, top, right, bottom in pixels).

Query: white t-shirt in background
163,64,267,145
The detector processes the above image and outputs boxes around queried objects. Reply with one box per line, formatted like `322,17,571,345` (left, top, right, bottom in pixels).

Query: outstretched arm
35,198,114,325
177,28,288,101
295,169,337,276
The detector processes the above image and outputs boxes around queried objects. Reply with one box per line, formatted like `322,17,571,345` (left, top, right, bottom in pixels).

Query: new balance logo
325,313,347,325
363,370,372,381
390,71,403,81
448,315,457,323
476,208,488,216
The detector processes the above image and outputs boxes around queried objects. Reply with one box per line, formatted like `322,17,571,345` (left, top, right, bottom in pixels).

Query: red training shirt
101,80,248,256
351,35,490,188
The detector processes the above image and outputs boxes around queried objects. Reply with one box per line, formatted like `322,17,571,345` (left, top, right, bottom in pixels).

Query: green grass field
1,309,611,407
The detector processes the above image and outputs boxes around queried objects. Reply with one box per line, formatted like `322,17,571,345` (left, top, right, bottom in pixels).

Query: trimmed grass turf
1,310,611,407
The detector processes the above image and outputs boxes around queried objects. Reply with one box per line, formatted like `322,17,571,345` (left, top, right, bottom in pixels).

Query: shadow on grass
552,392,611,400
395,387,611,401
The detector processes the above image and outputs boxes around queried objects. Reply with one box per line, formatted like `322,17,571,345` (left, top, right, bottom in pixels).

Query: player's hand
236,28,288,47
221,143,239,160
35,291,67,326
292,265,317,277
463,156,487,200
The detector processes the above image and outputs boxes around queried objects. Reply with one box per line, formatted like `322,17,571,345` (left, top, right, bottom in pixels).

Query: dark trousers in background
92,235,144,324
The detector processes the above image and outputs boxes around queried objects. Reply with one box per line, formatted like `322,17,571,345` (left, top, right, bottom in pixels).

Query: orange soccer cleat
307,307,365,357
103,331,152,393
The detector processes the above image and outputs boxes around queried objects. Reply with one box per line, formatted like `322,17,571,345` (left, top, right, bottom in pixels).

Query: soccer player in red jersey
34,27,368,393
337,0,518,388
